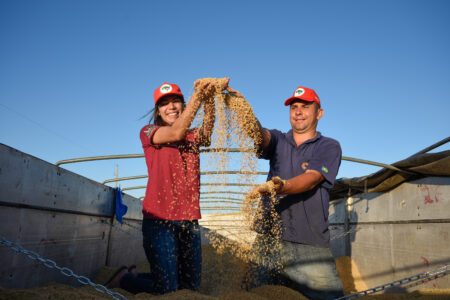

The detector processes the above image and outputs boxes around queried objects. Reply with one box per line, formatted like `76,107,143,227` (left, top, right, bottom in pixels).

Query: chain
335,264,449,300
0,237,128,300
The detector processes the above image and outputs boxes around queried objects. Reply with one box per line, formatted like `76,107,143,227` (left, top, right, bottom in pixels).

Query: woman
106,80,216,294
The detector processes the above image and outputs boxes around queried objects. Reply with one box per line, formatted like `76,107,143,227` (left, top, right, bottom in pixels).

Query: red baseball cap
153,82,184,105
284,85,321,106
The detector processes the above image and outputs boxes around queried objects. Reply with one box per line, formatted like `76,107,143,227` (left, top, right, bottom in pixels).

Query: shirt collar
286,130,322,147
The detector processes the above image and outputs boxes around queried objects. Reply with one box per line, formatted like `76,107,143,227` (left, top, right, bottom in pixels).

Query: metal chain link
0,237,128,300
335,264,449,300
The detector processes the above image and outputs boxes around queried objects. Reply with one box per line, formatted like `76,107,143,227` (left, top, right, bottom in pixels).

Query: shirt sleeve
259,129,280,160
187,128,201,144
307,139,342,189
140,124,159,148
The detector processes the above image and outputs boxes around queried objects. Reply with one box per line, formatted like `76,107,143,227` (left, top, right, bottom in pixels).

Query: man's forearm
281,171,323,195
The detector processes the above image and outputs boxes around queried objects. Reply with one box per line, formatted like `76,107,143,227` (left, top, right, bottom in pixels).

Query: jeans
120,219,202,294
244,235,344,300
280,241,344,300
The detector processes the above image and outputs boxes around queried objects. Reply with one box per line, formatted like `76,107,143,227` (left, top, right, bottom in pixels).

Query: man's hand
255,182,273,195
225,86,244,98
253,176,287,195
271,176,286,194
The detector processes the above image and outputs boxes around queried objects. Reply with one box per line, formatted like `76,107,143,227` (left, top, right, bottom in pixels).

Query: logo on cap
294,88,305,97
160,84,173,94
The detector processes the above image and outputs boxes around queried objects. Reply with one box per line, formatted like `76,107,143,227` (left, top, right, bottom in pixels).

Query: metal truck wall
0,144,145,289
330,176,450,290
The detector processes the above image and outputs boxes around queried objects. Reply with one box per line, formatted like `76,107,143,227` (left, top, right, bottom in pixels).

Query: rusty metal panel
0,144,145,288
0,144,113,216
0,144,143,220
350,177,450,223
344,177,450,290
351,223,450,290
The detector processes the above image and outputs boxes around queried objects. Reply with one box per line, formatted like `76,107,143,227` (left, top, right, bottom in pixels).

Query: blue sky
1,0,449,198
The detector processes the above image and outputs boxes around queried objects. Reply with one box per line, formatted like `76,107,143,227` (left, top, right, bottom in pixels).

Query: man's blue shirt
261,129,342,247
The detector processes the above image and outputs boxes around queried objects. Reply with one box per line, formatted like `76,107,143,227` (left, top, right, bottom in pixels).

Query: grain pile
335,256,368,293
192,78,283,272
2,252,449,299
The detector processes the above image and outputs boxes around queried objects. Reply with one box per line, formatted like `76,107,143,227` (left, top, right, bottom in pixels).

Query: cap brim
155,92,184,104
284,96,315,106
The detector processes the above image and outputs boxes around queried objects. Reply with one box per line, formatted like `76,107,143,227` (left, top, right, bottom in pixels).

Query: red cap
284,85,320,106
153,82,184,105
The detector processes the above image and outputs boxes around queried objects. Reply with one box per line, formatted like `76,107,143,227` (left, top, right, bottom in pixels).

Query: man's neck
292,130,317,146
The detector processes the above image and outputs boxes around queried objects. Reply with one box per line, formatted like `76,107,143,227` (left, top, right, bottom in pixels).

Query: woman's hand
194,77,230,100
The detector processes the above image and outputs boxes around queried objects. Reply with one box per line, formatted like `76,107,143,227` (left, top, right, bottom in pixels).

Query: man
247,85,344,300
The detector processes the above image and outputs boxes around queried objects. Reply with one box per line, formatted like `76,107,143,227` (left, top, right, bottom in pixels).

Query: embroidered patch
322,166,329,174
294,88,305,97
160,84,173,94
144,125,156,137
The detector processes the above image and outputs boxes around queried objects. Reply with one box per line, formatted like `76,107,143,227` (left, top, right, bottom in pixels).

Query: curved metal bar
202,171,268,175
202,212,244,217
122,185,146,191
56,144,439,175
57,150,417,174
200,200,243,205
201,191,248,195
201,196,244,201
198,225,246,229
55,148,254,166
103,171,268,184
123,183,256,191
56,154,144,166
341,156,412,174
409,136,450,157
201,183,258,187
103,175,147,184
200,198,243,203
199,219,246,223
201,207,241,211
55,154,144,167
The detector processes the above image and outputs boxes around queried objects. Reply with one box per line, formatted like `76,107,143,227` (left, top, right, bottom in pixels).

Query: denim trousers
120,219,202,294
280,241,344,300
244,235,344,300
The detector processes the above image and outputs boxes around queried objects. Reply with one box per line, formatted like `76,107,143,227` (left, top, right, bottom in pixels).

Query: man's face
289,100,323,134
